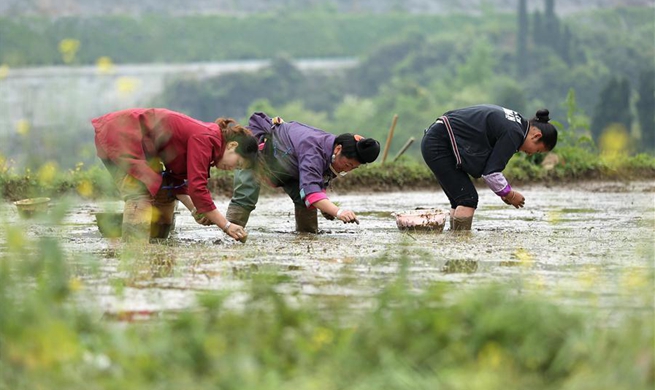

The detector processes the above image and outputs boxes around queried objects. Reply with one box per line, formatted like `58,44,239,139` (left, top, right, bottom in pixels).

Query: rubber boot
451,216,473,231
151,199,177,239
294,204,318,233
226,203,252,227
122,196,153,242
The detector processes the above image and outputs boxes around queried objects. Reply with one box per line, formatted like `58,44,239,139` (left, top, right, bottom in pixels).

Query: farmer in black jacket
421,105,558,231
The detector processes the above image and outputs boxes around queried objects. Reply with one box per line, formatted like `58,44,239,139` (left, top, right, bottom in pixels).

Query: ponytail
215,118,259,166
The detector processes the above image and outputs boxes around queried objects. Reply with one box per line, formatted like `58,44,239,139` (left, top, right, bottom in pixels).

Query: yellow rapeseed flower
59,38,81,64
16,119,30,135
77,180,94,198
478,342,505,369
578,266,600,289
96,56,115,75
7,226,26,251
116,77,140,95
513,248,533,267
546,210,562,224
68,277,84,292
620,267,649,291
311,327,334,350
37,161,58,185
0,64,9,80
599,124,630,165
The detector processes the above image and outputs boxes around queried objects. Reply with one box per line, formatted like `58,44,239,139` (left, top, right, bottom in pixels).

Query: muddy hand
502,190,525,209
337,209,358,224
225,223,248,242
192,209,212,225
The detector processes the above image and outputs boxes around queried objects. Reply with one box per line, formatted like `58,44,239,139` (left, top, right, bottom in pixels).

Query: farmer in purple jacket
226,112,380,234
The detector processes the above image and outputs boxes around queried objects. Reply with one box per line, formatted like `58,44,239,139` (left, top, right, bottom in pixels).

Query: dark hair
334,133,381,164
529,109,558,151
216,118,259,168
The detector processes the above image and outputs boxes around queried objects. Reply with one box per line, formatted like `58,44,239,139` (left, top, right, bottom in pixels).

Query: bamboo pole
393,137,415,162
381,114,398,164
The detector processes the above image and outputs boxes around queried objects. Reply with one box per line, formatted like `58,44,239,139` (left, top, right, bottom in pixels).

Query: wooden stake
393,137,415,162
381,114,398,164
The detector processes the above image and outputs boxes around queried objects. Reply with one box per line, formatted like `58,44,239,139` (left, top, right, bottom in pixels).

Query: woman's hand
223,222,248,242
502,190,525,208
192,208,212,226
336,209,360,224
312,199,359,224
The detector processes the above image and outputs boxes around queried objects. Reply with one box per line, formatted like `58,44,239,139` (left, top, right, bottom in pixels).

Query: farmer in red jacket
93,108,258,242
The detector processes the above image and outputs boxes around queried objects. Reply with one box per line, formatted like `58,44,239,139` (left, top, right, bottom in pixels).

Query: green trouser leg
294,204,318,233
227,168,260,227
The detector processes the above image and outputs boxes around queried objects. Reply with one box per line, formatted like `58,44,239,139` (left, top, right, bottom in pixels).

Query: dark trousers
421,121,478,209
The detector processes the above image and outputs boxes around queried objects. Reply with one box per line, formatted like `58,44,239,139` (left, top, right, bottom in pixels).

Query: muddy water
1,181,653,320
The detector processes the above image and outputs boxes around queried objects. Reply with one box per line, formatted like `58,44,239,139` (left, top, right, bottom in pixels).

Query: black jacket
443,104,529,178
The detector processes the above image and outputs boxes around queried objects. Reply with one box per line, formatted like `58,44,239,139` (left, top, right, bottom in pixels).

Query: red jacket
93,108,225,214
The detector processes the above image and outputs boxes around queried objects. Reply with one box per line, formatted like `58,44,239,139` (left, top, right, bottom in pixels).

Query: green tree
517,0,529,77
544,0,560,50
492,77,527,114
532,11,544,46
559,25,572,65
591,77,632,143
636,69,655,151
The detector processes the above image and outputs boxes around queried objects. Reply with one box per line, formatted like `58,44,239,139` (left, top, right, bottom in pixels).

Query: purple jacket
248,112,337,202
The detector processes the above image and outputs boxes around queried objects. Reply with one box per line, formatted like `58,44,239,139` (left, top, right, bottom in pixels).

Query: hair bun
536,109,550,123
355,138,381,164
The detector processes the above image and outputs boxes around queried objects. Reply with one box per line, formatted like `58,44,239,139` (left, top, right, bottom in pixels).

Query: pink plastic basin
395,208,448,233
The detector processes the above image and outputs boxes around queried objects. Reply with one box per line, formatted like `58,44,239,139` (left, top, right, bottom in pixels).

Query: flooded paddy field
1,181,653,321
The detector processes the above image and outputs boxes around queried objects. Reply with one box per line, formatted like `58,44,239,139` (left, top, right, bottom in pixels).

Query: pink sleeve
304,190,329,208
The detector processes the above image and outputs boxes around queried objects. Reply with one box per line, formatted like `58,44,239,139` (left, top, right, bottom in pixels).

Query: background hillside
0,0,653,169
1,0,651,17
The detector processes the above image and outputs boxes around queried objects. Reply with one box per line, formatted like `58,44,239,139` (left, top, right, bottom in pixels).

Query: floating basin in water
394,208,448,233
14,197,51,219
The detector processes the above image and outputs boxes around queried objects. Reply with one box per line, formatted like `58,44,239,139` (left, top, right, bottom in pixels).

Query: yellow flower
59,38,81,64
16,119,30,135
69,277,84,292
37,161,58,186
96,56,115,75
513,248,533,266
478,342,505,369
311,327,334,350
116,77,140,95
77,180,94,198
546,210,562,224
0,64,9,80
620,268,649,291
599,124,630,165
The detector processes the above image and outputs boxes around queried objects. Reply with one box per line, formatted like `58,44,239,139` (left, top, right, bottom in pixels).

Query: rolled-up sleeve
297,144,327,207
186,135,216,213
